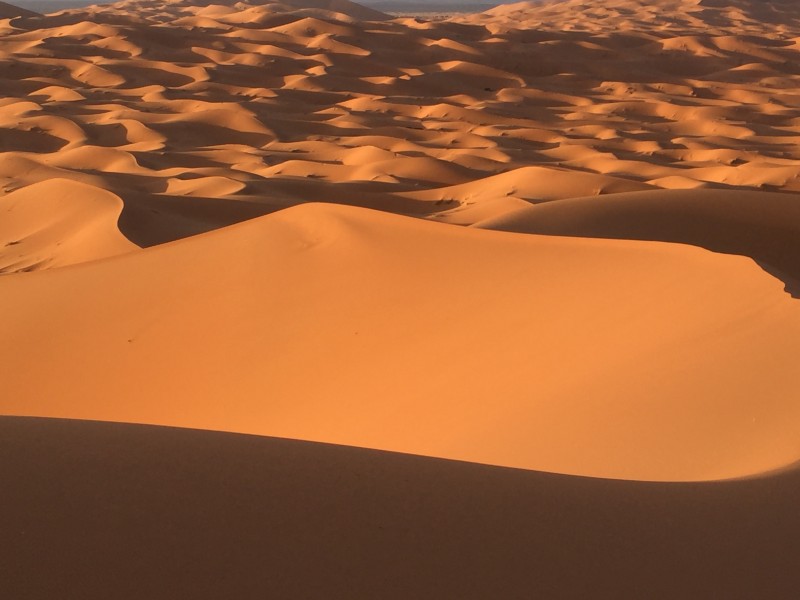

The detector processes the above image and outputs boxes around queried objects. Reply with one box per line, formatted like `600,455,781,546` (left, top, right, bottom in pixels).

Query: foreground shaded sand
2,417,798,599
2,202,799,481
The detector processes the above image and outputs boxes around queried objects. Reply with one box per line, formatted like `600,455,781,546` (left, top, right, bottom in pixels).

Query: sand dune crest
0,179,137,273
1,203,799,481
0,1,36,19
476,187,800,295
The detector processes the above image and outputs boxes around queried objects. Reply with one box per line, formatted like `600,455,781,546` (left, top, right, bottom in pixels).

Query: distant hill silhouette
0,0,39,17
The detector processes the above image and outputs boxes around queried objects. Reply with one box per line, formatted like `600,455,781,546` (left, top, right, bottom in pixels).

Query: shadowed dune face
0,1,37,18
475,188,800,296
2,417,800,599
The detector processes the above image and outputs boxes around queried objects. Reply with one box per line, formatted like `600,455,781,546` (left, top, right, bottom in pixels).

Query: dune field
2,0,800,596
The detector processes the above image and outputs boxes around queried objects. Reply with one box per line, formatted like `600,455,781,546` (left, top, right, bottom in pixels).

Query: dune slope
0,1,37,18
1,203,799,481
0,178,137,273
476,188,800,295
2,417,799,599
0,0,798,571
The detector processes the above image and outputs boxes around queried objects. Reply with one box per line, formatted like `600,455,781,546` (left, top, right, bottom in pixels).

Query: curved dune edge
474,187,800,296
2,202,799,482
2,416,798,598
0,179,138,273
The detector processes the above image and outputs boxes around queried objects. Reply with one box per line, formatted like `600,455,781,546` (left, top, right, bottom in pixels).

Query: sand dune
2,202,800,481
2,0,800,590
473,0,800,34
0,0,799,262
3,416,799,599
0,179,136,272
476,187,800,295
0,0,798,475
0,1,36,19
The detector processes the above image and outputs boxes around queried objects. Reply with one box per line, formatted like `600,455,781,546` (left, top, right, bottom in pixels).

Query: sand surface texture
2,0,800,594
2,416,799,599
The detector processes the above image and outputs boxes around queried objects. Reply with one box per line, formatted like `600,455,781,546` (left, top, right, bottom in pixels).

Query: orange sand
2,416,798,598
1,0,800,592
